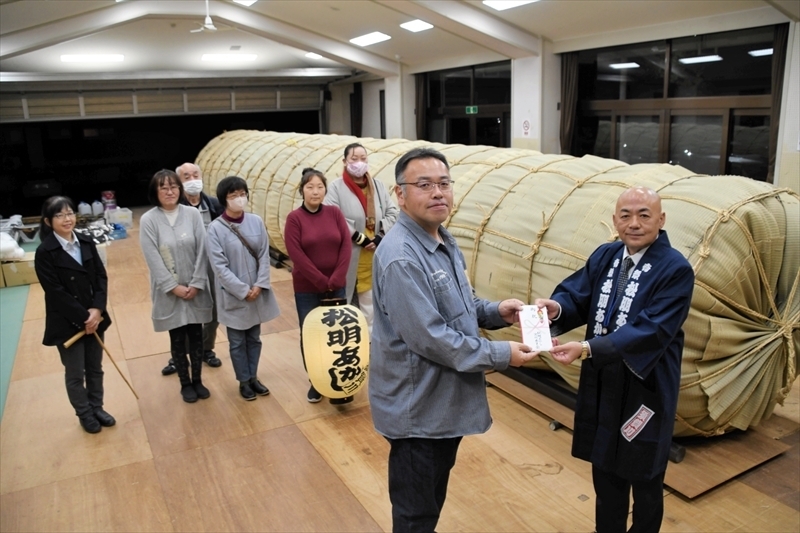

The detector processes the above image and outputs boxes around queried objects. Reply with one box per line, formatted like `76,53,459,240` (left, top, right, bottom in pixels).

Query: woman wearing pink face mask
324,143,399,331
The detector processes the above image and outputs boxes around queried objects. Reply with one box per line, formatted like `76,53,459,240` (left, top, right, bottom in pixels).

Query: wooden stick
62,318,139,399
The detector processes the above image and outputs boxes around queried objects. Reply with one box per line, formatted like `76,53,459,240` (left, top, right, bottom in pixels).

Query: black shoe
181,384,198,403
93,408,116,427
239,382,257,401
250,378,270,396
204,351,222,368
329,396,353,405
307,385,322,403
193,380,210,400
79,415,102,434
162,359,177,376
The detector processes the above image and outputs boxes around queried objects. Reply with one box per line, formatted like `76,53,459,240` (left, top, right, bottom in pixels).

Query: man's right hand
509,341,538,367
534,298,561,321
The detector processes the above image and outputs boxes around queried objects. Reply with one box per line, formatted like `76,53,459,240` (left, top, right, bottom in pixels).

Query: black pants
593,465,665,533
169,324,204,384
386,436,462,533
56,333,104,418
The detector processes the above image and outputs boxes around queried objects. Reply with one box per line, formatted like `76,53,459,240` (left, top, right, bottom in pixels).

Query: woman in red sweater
284,168,352,403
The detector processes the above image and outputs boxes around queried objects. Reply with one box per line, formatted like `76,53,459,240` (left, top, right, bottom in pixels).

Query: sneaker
239,382,257,401
329,396,353,405
250,378,270,396
307,385,322,403
181,384,198,403
162,359,177,376
193,381,210,400
204,351,222,368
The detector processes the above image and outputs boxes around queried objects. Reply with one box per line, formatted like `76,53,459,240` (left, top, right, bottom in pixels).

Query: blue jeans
294,288,346,370
227,324,261,382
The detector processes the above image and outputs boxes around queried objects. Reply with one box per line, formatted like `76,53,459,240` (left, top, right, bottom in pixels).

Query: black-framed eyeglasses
399,180,453,192
52,212,76,220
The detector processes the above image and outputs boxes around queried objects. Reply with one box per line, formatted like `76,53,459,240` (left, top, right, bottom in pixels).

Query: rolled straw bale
196,130,799,438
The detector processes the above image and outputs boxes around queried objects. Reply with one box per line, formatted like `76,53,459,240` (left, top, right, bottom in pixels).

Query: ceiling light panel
232,0,259,6
609,62,640,69
400,20,433,33
748,48,773,57
678,55,723,64
305,52,323,59
350,32,391,47
482,1,540,11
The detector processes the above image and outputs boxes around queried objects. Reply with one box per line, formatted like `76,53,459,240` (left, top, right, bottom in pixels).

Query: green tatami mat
0,285,29,422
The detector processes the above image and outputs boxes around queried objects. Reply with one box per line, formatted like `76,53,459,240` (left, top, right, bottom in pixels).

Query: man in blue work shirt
370,147,539,532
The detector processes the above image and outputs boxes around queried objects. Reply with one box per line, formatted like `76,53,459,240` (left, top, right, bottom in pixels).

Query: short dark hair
39,195,76,239
216,176,248,206
395,147,450,183
343,142,366,160
299,167,327,196
147,169,183,207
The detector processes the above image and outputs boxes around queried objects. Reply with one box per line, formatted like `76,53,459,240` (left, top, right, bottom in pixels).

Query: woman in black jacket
34,196,114,434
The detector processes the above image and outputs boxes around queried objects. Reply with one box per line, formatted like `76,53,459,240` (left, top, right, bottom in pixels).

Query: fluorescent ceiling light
679,55,723,64
61,54,124,63
609,62,640,69
232,0,258,6
400,20,433,32
482,0,540,11
350,32,391,47
305,52,323,59
748,48,773,57
201,54,257,61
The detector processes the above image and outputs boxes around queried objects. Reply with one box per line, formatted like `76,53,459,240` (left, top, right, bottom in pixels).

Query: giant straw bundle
197,130,799,437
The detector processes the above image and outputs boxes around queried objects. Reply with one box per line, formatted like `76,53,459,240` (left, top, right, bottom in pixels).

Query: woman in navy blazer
34,196,114,434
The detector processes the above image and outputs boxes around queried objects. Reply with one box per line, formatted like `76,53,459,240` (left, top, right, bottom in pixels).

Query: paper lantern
302,304,370,399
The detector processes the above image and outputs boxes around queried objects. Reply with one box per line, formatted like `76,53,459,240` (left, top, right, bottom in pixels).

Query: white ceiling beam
0,68,354,84
375,0,539,58
0,0,400,77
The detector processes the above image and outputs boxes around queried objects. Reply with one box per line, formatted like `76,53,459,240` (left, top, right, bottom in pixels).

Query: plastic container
106,207,133,229
91,200,104,216
78,202,92,216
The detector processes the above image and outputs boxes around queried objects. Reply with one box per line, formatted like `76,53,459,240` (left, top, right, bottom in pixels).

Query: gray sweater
140,205,213,332
206,213,280,331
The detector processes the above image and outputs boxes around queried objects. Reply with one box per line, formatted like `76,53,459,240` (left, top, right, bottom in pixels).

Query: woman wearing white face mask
206,176,280,401
324,142,399,330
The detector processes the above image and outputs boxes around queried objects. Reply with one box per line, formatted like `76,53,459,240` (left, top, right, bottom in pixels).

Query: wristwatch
579,341,591,360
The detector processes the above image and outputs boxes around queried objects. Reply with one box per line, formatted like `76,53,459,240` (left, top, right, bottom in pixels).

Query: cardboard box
2,251,39,287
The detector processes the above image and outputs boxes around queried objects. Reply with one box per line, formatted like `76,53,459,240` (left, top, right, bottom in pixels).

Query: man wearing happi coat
537,186,694,533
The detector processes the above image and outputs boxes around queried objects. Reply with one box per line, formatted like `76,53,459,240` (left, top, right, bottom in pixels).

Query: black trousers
386,436,463,533
56,333,104,418
593,465,666,533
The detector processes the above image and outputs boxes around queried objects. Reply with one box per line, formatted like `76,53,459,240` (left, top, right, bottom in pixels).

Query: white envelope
520,305,553,351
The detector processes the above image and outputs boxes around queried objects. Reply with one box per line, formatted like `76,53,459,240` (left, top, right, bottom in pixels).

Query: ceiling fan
190,0,231,33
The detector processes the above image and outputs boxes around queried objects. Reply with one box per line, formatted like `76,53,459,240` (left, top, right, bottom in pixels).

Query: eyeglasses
399,180,453,192
52,212,76,220
159,185,180,193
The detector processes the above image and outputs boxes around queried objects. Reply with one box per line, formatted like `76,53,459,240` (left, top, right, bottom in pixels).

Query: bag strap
220,219,259,271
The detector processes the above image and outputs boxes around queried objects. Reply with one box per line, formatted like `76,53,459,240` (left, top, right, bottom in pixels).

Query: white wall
327,83,352,136
361,80,384,139
540,39,561,154
510,54,541,151
776,21,800,194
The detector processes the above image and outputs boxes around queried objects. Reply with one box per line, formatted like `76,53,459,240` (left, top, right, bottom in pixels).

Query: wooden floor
1,208,798,532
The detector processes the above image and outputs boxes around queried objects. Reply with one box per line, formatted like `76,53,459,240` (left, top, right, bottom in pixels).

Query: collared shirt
369,211,512,439
54,231,82,265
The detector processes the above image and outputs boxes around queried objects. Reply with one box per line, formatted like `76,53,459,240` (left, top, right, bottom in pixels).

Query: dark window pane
669,115,722,175
475,62,510,105
443,69,471,107
578,41,666,100
448,117,470,144
574,115,611,157
728,115,770,181
428,118,446,143
476,116,502,147
617,115,659,164
428,72,442,108
670,26,774,97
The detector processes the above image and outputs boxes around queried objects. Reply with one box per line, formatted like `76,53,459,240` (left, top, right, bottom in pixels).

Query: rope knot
720,210,731,222
699,246,710,259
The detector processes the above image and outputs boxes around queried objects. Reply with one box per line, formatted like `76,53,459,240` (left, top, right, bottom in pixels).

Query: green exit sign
465,105,478,115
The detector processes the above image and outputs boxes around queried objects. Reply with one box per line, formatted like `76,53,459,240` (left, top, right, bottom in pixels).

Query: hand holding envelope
520,305,555,352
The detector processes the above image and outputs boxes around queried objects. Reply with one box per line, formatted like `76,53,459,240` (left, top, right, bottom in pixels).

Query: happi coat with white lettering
550,230,694,480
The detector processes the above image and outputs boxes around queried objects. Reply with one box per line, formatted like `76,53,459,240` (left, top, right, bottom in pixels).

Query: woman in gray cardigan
206,176,280,401
324,142,398,330
140,170,213,403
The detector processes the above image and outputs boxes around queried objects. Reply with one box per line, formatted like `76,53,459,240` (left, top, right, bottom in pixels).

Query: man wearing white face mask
158,162,224,376
324,142,399,336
